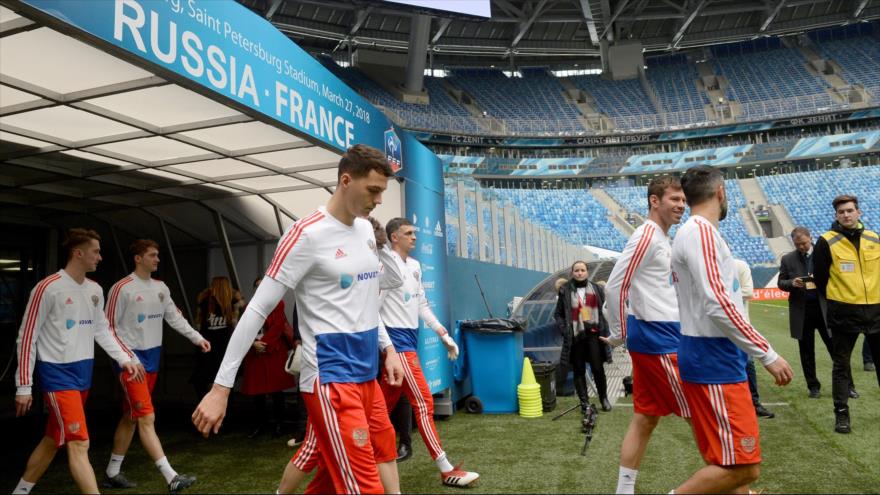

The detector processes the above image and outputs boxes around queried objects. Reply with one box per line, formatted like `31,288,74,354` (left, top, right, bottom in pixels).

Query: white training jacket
16,270,138,395
106,274,204,373
671,215,778,384
603,219,681,355
379,250,444,353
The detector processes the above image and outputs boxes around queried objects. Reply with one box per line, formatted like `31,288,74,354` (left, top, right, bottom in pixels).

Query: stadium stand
811,32,880,92
645,55,709,125
568,74,655,129
603,181,776,265
757,166,880,238
447,68,585,134
712,39,831,105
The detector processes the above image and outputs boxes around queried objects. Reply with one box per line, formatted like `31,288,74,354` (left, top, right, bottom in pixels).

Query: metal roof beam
493,0,527,19
577,0,601,45
349,6,373,36
432,18,453,44
852,0,870,17
599,0,633,40
512,0,551,48
760,0,787,32
672,0,710,48
265,0,284,20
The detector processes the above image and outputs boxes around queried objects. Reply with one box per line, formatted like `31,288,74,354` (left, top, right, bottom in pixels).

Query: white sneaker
441,465,479,487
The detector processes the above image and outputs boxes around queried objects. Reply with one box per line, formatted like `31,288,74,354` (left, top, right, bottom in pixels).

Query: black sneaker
102,472,137,489
755,404,775,418
600,397,612,412
865,362,876,372
168,474,197,494
834,408,851,434
849,388,860,399
396,444,412,463
808,388,820,399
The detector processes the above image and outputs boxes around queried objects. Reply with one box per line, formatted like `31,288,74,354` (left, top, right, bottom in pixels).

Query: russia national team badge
413,270,420,281
353,428,369,447
740,436,756,453
91,295,99,307
68,422,81,434
384,127,403,173
367,239,376,251
158,293,165,302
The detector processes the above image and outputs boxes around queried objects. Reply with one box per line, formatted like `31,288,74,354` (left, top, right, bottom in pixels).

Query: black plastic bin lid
459,318,527,333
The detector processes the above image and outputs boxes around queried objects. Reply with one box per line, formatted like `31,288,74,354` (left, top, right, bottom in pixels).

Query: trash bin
460,318,526,414
531,360,557,412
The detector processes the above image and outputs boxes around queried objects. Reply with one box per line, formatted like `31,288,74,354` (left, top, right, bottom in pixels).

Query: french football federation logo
384,128,403,173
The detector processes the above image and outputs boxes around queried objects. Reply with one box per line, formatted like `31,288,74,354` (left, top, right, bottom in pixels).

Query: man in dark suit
778,227,830,399
778,227,855,399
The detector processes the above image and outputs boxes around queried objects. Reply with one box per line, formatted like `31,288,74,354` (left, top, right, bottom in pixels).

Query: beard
719,196,728,222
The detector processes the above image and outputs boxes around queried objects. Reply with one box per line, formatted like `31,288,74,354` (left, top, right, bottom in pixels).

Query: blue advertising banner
402,132,452,393
17,0,452,392
21,0,388,152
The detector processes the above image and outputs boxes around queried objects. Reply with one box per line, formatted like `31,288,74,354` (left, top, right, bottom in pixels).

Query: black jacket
554,280,608,367
813,221,880,334
777,247,827,339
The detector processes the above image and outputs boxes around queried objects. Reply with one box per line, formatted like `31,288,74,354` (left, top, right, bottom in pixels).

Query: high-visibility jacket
821,228,880,305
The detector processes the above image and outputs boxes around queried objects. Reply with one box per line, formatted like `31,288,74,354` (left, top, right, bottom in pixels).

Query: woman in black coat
554,261,612,412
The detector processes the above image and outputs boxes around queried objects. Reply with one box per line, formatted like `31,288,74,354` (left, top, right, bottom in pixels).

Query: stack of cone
518,357,542,418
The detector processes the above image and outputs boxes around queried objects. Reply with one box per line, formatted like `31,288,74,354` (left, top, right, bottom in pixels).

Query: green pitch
6,300,879,493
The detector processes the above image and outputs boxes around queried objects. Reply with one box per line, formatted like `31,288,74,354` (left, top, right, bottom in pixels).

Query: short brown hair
63,228,101,260
832,194,859,212
129,239,159,258
338,144,393,181
647,176,682,211
790,226,811,240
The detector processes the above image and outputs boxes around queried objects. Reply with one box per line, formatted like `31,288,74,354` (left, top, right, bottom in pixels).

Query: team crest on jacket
353,428,369,447
368,239,376,251
91,295,99,307
740,436,756,453
413,270,420,281
158,292,165,302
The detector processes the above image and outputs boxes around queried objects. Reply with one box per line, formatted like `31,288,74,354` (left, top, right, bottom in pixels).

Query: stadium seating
712,40,830,105
447,68,585,134
812,35,880,91
602,180,776,265
757,166,880,239
645,55,709,126
568,75,654,128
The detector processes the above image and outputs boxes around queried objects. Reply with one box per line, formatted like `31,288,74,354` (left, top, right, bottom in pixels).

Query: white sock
106,454,125,478
435,453,454,473
155,456,178,484
616,466,638,494
14,479,35,494
668,490,676,494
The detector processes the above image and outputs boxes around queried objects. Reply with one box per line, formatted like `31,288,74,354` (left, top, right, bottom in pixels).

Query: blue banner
21,0,390,152
403,133,452,393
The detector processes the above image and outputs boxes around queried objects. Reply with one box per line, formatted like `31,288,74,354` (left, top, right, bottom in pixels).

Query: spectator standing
242,277,297,439
813,194,880,434
190,276,243,399
733,258,774,419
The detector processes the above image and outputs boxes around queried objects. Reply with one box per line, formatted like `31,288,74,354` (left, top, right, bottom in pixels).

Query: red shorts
44,390,89,447
119,371,157,419
630,351,690,418
682,381,761,466
299,379,396,494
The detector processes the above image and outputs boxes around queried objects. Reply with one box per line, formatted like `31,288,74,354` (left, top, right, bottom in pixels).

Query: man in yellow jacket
813,194,880,434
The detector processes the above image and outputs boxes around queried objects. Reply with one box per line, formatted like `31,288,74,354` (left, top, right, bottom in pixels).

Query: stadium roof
0,5,349,246
240,0,880,66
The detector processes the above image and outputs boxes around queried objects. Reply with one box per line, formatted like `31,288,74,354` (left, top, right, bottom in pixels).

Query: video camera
580,403,598,456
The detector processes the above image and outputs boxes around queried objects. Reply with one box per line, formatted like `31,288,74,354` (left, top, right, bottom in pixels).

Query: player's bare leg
67,440,100,494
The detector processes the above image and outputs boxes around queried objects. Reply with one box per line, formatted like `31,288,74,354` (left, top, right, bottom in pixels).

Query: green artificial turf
4,300,878,493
